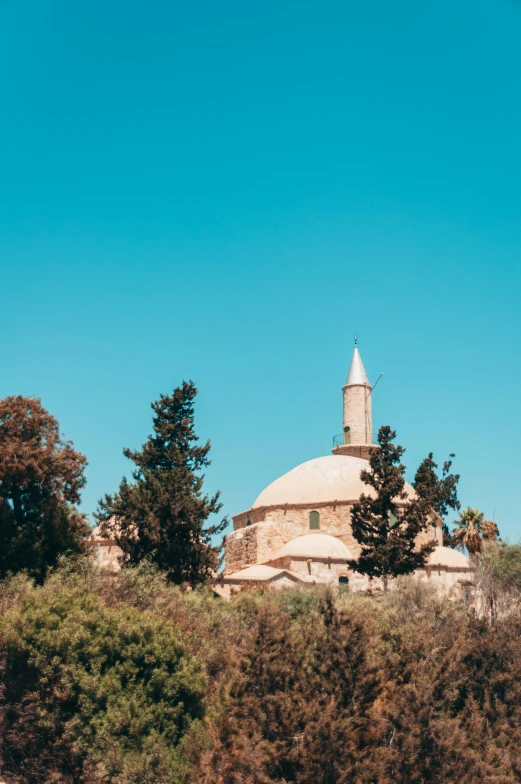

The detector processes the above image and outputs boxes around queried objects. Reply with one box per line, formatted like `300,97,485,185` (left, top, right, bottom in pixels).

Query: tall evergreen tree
348,426,438,588
96,381,227,585
0,395,89,582
413,452,460,546
413,452,460,517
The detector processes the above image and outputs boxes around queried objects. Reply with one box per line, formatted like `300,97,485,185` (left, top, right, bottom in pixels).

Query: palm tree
451,507,499,557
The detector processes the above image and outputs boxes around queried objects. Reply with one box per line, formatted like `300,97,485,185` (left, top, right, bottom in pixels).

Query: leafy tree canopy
0,575,205,783
96,381,227,585
0,395,89,582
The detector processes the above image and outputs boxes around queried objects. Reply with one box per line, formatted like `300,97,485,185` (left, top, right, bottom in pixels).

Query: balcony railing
332,433,377,449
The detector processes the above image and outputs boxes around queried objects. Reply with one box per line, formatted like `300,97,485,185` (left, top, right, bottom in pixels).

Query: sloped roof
225,564,308,582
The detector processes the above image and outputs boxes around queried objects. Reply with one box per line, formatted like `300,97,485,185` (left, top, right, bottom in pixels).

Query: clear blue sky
1,0,520,538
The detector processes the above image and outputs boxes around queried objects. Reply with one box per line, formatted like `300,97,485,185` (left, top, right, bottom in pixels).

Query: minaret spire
333,338,374,460
345,344,369,386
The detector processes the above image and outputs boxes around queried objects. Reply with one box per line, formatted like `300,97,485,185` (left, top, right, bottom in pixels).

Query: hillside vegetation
0,557,520,783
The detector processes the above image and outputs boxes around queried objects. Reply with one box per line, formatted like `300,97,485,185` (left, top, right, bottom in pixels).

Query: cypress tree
96,381,227,585
413,452,460,548
413,452,460,517
348,425,437,588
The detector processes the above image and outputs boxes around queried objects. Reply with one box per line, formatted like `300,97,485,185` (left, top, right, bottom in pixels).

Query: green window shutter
309,511,320,530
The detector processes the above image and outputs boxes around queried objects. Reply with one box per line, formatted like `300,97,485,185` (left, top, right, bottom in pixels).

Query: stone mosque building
216,343,472,596
90,342,472,594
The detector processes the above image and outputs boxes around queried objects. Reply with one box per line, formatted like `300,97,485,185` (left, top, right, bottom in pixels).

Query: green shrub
0,578,205,783
479,540,521,593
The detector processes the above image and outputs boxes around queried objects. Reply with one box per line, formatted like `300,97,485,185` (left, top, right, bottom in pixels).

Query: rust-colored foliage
193,584,521,784
0,395,89,581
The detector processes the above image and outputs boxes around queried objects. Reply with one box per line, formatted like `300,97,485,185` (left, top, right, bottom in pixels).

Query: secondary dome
253,454,415,508
427,546,471,569
275,533,353,560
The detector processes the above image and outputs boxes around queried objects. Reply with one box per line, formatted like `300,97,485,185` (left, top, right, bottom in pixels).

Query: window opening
339,575,349,593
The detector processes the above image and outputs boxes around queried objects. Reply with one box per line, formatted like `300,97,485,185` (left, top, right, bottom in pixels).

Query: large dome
253,454,414,508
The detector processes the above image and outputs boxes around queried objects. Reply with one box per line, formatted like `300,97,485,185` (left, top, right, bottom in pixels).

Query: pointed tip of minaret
345,340,370,386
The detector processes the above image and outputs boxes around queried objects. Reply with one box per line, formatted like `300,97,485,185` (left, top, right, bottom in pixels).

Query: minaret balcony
332,433,377,460
332,433,377,449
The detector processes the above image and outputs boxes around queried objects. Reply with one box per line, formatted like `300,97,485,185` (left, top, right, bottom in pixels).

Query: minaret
333,339,375,460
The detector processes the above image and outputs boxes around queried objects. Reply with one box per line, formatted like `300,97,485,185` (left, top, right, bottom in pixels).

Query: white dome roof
253,454,415,508
275,533,353,560
427,546,471,569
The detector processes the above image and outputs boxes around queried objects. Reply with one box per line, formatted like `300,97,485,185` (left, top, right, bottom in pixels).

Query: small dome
253,454,414,508
275,533,353,560
427,546,471,569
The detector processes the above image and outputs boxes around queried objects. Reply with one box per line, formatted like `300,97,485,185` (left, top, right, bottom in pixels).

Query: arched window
309,511,320,530
246,519,252,527
339,575,349,593
343,426,351,445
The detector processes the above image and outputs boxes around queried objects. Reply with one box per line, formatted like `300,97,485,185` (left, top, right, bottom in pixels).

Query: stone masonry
225,502,443,574
343,383,372,445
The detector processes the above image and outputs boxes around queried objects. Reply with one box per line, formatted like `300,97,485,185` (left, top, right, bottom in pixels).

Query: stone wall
225,526,258,573
267,556,469,594
233,502,357,541
227,503,358,573
232,507,268,530
226,502,443,573
419,565,474,592
225,521,287,574
268,555,351,583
